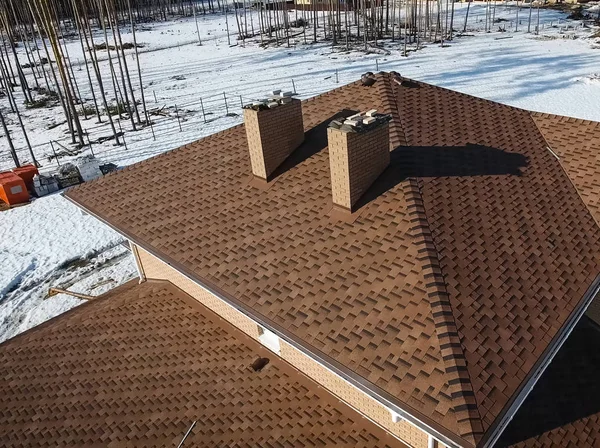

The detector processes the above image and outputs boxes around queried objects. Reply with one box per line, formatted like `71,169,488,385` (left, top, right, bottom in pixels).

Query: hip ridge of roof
402,175,483,447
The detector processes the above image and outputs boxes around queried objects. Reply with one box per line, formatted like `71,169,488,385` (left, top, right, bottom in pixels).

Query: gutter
63,193,470,448
481,273,600,448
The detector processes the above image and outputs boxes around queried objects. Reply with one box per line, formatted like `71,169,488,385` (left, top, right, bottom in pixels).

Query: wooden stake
47,288,96,301
223,92,229,114
200,97,207,123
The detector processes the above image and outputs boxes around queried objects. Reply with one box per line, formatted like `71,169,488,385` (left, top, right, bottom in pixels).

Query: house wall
134,244,437,448
135,246,260,340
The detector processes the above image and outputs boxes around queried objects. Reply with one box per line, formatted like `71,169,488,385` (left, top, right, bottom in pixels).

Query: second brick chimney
327,110,391,211
243,91,304,181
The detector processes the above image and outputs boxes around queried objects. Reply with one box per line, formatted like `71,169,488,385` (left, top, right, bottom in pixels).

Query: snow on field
0,2,599,342
2,2,600,171
0,194,136,343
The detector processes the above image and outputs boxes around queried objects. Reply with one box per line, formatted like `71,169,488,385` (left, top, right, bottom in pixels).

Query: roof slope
67,76,464,442
0,280,405,448
395,80,600,434
532,113,600,224
65,74,600,446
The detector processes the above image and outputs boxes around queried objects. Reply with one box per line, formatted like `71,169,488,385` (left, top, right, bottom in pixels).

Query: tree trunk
0,109,20,168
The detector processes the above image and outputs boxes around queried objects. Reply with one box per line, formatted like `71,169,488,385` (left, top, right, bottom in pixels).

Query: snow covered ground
0,1,599,342
2,2,600,170
0,194,137,343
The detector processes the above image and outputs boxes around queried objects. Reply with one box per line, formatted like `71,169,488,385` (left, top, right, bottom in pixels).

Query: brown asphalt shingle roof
395,81,600,433
0,280,406,448
532,112,600,225
65,73,600,447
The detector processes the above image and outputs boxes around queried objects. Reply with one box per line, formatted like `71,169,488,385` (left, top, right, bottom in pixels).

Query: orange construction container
12,164,39,191
0,172,30,206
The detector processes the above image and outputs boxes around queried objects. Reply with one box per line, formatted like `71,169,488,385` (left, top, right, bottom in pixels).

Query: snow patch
573,73,600,85
0,194,136,343
0,252,36,298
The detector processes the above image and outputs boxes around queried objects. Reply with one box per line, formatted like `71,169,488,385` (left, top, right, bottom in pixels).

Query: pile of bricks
328,109,392,133
33,174,59,197
76,156,103,182
243,90,295,111
54,163,82,189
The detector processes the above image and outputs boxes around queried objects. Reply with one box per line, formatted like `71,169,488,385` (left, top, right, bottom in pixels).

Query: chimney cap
243,90,298,111
329,110,391,134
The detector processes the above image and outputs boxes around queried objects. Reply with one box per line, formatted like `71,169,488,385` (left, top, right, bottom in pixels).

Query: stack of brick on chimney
243,91,304,181
327,110,391,212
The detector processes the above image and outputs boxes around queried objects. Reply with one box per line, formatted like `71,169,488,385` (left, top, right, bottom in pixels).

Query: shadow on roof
354,144,528,211
269,109,358,181
496,316,600,447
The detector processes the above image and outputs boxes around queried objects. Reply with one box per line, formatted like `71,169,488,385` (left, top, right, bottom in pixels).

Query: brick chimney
327,110,391,211
243,91,304,181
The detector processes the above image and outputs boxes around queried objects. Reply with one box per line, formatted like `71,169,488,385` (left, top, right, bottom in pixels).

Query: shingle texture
532,113,600,224
0,280,406,448
394,80,600,433
65,73,600,446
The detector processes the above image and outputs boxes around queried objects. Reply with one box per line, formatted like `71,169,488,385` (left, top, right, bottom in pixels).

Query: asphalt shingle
65,73,600,446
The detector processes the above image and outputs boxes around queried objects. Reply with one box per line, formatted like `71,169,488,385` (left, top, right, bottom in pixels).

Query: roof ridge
83,124,247,189
400,75,534,117
401,75,600,130
532,110,600,127
402,178,483,446
375,73,407,147
303,78,364,104
0,279,140,348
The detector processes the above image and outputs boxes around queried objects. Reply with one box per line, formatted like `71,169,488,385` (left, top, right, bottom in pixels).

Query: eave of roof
0,279,407,448
498,315,600,447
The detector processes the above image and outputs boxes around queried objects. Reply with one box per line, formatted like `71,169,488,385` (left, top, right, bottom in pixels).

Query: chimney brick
244,99,304,180
328,121,390,211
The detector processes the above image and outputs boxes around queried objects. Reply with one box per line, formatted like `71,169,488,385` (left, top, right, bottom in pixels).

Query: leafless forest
0,0,563,167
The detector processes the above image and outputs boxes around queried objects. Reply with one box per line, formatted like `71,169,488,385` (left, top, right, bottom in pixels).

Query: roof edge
479,111,600,447
402,178,484,446
0,279,140,348
63,192,474,448
481,273,600,448
531,111,600,128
